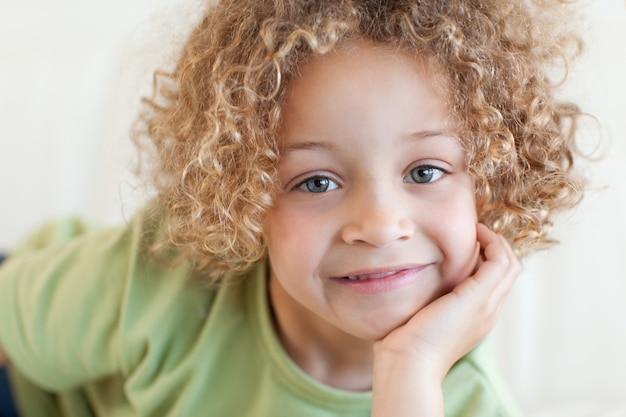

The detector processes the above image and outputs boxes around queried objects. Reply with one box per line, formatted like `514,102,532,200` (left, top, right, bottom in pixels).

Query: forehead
279,41,455,148
288,41,444,97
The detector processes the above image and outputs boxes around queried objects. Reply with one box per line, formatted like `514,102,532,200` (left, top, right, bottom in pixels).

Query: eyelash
403,165,447,184
293,164,447,194
294,176,339,193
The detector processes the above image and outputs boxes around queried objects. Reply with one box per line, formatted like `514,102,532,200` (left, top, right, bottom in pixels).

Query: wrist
373,338,448,383
373,344,443,385
372,346,444,417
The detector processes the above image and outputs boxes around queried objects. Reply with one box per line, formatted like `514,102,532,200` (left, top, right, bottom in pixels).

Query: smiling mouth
331,265,430,294
336,264,430,281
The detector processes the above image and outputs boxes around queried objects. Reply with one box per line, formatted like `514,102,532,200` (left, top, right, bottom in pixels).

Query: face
265,41,479,342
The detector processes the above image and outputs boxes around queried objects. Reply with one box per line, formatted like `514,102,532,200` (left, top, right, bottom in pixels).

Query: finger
459,224,508,291
475,224,520,309
476,223,510,264
477,224,519,273
453,225,518,304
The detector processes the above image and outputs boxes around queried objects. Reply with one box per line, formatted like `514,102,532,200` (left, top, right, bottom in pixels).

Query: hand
371,224,520,416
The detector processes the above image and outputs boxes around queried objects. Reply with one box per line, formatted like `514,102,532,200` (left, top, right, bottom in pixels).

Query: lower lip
330,266,430,295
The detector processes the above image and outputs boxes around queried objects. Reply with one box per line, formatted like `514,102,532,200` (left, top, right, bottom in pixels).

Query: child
0,0,584,416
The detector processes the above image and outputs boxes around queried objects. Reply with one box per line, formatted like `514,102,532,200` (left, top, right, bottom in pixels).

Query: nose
340,187,415,247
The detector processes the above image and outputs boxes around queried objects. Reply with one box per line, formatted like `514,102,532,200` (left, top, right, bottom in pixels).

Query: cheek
434,193,479,284
265,204,325,269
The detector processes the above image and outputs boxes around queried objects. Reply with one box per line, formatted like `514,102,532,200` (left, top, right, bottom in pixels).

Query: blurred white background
0,0,624,415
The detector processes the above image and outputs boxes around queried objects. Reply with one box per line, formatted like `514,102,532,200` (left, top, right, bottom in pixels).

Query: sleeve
442,340,523,417
0,217,138,392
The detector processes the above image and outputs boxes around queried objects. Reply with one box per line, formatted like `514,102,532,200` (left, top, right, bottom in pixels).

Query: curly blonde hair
136,0,585,282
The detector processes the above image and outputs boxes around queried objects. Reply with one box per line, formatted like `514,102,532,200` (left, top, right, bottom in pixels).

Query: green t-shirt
0,205,521,416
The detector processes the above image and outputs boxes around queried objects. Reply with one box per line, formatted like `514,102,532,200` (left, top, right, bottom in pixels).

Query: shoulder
0,201,210,390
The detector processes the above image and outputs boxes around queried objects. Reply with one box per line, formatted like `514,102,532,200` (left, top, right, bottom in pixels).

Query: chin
357,309,420,342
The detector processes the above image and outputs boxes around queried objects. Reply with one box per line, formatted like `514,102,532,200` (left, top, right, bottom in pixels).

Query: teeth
367,271,397,279
345,271,398,281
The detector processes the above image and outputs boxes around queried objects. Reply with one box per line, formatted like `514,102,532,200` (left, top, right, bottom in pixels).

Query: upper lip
331,264,429,280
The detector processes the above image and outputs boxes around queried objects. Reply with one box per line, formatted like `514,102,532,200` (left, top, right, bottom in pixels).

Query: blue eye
296,176,339,193
405,166,445,184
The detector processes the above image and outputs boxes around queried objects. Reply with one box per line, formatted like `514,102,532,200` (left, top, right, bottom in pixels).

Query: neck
268,275,374,392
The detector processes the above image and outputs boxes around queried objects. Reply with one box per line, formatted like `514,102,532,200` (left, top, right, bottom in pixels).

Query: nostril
340,218,414,247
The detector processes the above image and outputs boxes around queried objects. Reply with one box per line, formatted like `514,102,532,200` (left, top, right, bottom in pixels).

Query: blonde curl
135,0,586,283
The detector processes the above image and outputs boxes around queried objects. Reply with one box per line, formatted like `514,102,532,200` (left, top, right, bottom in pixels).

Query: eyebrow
409,129,459,142
280,139,339,156
280,129,459,155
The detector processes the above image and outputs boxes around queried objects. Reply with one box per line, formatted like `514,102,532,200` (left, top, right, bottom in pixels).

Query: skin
0,40,520,415
265,41,520,415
